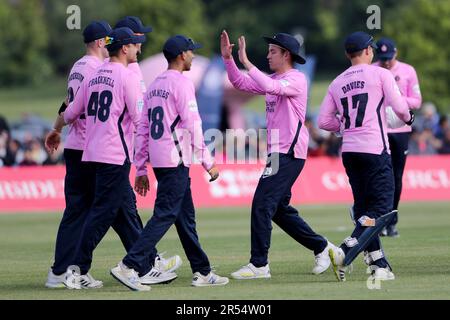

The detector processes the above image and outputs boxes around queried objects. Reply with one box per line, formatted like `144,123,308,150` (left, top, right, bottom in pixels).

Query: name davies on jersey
342,80,365,94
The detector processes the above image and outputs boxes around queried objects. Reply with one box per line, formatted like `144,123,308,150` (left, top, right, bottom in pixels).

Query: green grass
0,78,66,121
1,202,450,300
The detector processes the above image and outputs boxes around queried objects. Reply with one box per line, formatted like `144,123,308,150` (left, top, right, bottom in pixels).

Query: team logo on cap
381,44,388,52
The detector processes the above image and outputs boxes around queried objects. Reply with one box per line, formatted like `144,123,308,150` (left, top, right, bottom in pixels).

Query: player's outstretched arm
239,35,304,97
237,36,255,71
222,31,265,95
220,30,235,60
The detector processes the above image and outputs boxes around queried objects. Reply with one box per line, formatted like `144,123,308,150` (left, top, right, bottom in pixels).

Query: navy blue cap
344,31,377,54
106,27,146,52
83,20,112,43
263,33,306,64
163,35,202,59
376,37,397,60
115,16,152,33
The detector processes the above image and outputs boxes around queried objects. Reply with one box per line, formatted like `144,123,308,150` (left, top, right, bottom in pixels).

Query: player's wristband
58,101,68,115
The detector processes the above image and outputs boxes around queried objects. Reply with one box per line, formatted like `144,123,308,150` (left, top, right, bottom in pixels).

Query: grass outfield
0,202,449,300
0,79,66,121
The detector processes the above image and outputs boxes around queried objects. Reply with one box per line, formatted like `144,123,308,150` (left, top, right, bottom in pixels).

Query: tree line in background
0,0,449,111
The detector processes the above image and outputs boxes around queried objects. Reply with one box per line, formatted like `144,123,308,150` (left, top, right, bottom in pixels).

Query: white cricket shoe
154,253,182,273
192,271,229,287
79,273,103,289
63,266,103,289
372,267,395,281
312,242,333,274
328,246,348,282
45,269,65,288
140,267,178,285
63,266,81,289
231,263,271,280
110,262,150,292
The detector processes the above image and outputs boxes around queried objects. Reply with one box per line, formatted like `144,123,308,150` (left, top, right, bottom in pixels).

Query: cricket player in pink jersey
56,27,164,290
318,31,414,282
374,37,422,237
111,35,229,291
44,20,118,288
221,30,337,280
45,21,179,289
112,16,183,280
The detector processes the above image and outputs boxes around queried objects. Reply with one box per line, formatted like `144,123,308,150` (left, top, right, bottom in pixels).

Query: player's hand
45,130,61,154
238,36,249,65
134,175,150,197
405,110,415,126
333,113,344,137
207,165,219,182
220,30,234,59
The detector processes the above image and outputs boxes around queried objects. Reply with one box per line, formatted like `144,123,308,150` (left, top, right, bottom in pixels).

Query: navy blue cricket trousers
51,149,95,275
341,151,394,268
70,160,153,275
388,132,410,225
250,153,328,268
52,151,152,275
123,165,211,276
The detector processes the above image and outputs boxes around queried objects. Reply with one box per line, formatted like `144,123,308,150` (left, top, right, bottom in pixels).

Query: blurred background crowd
2,102,449,167
306,103,450,158
1,0,449,167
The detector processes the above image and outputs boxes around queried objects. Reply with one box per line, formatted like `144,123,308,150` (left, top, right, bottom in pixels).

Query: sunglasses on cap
105,36,114,45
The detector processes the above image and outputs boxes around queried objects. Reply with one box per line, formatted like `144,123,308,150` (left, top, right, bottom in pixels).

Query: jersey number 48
87,90,113,123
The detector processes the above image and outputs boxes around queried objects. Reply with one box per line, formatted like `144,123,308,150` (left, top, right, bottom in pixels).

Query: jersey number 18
148,107,164,140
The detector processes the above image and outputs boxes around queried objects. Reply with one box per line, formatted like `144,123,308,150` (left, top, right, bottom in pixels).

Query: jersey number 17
340,93,368,129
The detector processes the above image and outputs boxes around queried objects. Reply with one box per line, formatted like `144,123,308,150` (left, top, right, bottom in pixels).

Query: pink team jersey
65,55,103,150
106,59,147,94
134,69,214,176
373,60,422,133
318,63,411,155
64,61,143,165
128,62,148,95
224,57,309,159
